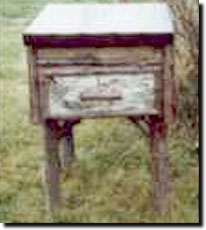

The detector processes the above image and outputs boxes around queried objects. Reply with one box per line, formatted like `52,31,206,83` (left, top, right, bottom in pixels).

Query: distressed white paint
49,73,155,117
24,3,174,36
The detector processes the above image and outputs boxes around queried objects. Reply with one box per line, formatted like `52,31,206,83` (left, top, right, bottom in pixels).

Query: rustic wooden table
23,3,176,212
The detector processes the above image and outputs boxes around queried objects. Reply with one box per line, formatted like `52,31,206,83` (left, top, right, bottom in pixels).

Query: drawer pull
80,93,122,101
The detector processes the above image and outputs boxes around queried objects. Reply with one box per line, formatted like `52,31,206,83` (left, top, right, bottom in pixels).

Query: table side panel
37,47,163,65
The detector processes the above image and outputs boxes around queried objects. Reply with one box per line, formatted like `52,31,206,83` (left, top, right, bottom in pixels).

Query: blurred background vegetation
0,0,199,223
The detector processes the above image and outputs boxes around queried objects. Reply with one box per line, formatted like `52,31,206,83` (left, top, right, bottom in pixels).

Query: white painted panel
24,3,174,36
49,73,155,117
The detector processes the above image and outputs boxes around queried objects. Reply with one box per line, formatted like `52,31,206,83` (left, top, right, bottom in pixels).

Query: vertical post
61,122,75,168
149,117,169,212
61,119,80,168
44,119,61,211
39,74,50,122
163,45,176,124
27,47,40,123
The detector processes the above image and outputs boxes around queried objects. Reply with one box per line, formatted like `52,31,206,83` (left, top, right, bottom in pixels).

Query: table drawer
47,72,158,119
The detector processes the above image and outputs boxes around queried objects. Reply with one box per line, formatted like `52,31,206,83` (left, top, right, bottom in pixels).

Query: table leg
62,122,75,168
44,119,61,211
149,119,169,212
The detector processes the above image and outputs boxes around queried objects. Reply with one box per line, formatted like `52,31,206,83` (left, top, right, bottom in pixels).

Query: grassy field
0,0,199,223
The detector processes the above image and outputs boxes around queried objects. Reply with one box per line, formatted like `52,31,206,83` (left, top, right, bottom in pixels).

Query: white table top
24,3,174,36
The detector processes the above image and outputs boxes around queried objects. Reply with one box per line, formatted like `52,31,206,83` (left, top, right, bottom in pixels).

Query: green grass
0,0,199,223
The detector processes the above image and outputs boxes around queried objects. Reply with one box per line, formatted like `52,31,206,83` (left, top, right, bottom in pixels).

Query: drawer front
48,72,158,119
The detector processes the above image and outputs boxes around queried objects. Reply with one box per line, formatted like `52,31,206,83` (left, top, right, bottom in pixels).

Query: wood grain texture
61,122,75,169
24,3,174,213
38,73,50,122
163,45,176,123
45,108,159,120
39,65,162,77
149,117,169,212
154,70,163,113
48,73,156,119
44,119,61,211
37,47,163,64
32,46,163,122
27,47,41,123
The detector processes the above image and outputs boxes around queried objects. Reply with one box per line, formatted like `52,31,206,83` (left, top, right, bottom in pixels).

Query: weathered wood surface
80,92,122,101
154,70,163,112
37,47,163,65
27,47,40,123
128,116,150,137
26,34,173,48
48,73,157,119
38,74,50,122
44,119,61,211
129,114,170,211
44,119,80,210
45,109,159,120
28,61,162,123
149,117,169,211
23,4,174,47
163,45,176,123
24,2,175,213
24,3,174,123
39,65,162,77
29,46,163,123
61,122,75,168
